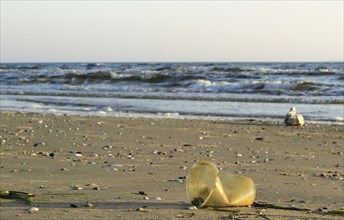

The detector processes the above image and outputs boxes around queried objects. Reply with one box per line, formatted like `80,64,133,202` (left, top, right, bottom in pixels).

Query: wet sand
0,111,343,219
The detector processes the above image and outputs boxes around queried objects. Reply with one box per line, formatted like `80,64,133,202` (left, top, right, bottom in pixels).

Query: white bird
284,107,304,126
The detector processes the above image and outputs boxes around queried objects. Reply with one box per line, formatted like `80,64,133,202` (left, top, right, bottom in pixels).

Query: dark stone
138,191,147,195
70,204,79,208
191,197,204,207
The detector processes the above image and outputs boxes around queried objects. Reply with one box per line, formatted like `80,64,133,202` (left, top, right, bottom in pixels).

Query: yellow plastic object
186,161,256,207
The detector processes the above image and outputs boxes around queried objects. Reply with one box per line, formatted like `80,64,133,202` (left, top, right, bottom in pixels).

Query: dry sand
0,111,343,219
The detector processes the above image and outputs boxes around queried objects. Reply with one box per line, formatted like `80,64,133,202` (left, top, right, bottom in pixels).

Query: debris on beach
187,205,198,210
85,183,98,187
235,153,243,158
33,142,46,147
186,161,255,208
180,165,187,170
284,107,305,126
72,186,83,190
27,207,39,213
70,203,79,208
138,191,147,195
84,201,94,208
136,207,148,212
176,213,196,218
314,171,344,180
0,190,35,204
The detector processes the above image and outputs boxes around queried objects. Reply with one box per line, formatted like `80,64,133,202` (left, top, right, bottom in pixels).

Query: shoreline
1,109,343,126
0,111,343,219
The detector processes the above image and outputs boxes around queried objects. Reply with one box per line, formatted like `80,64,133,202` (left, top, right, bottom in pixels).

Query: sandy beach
0,111,343,219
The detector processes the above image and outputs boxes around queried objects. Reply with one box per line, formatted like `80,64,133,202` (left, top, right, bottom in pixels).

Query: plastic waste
186,161,255,207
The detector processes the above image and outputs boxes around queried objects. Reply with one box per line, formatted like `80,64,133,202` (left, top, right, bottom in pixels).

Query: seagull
284,107,304,126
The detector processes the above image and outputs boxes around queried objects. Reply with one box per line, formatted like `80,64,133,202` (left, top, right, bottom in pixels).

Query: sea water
0,62,343,124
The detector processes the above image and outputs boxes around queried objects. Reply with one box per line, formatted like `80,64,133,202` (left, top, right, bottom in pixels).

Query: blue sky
1,1,343,62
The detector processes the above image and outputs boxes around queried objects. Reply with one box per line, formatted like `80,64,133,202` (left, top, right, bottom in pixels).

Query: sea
0,62,343,124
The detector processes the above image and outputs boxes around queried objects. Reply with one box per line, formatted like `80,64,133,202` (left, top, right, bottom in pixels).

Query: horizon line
1,60,343,64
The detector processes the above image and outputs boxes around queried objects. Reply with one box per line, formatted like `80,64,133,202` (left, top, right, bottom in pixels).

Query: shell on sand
284,107,304,126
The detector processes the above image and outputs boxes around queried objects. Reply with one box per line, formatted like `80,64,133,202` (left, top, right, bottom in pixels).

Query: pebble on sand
85,202,94,208
188,205,198,210
28,207,39,213
72,186,83,190
136,207,147,212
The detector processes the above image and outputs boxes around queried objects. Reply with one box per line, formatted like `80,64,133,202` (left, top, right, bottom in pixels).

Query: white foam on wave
63,84,85,89
260,80,294,90
190,79,293,92
335,117,344,122
96,111,107,116
157,112,180,117
30,103,45,109
101,106,113,112
48,108,58,113
190,79,231,91
110,71,119,78
141,69,159,74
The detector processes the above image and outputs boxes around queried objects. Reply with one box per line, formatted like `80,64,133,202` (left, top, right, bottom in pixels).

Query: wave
289,71,338,76
190,78,344,96
64,71,114,82
1,62,343,99
13,70,207,85
337,75,344,81
4,74,342,96
211,66,254,72
2,91,343,104
293,81,324,91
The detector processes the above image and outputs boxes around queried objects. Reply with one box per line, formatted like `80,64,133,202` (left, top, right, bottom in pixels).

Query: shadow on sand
0,200,190,210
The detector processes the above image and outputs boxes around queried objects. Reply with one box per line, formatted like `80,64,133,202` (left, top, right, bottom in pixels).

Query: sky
0,1,343,62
